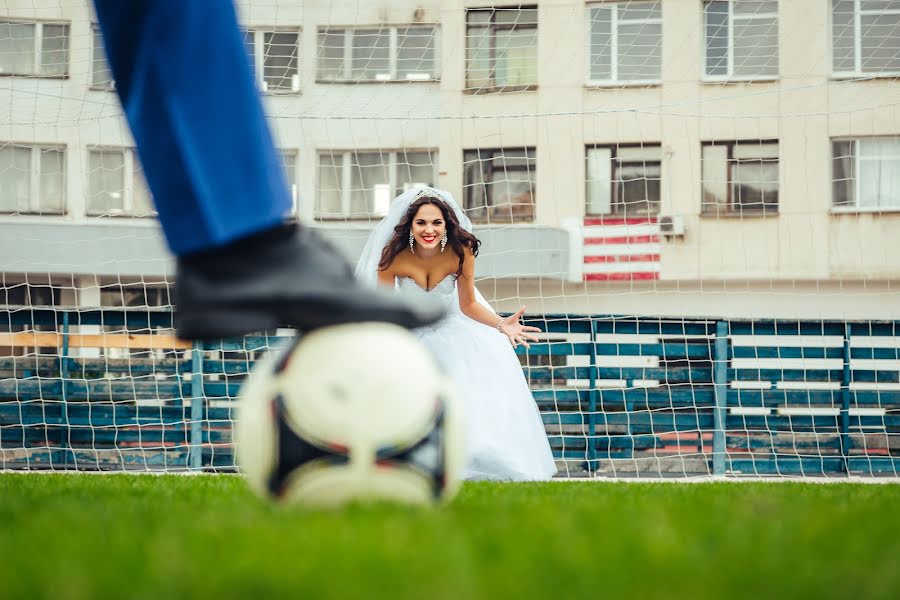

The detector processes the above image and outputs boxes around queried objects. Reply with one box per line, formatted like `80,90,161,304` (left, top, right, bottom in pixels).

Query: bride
355,186,557,481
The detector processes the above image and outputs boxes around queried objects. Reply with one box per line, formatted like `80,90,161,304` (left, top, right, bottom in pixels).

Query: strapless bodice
396,275,460,313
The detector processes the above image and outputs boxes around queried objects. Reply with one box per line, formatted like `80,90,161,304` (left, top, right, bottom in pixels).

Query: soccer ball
235,322,464,506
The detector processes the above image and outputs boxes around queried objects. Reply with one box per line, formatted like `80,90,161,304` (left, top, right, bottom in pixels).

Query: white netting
1,0,899,477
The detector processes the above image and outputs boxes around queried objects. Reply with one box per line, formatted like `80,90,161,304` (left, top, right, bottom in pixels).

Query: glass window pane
733,17,779,77
618,145,662,161
586,147,613,215
488,149,535,223
860,13,900,73
589,7,613,81
396,151,435,196
0,144,32,212
131,154,155,216
705,1,729,76
702,144,729,212
832,0,856,71
858,137,900,208
466,26,492,88
858,136,900,158
88,150,126,215
463,150,489,222
38,147,64,212
618,21,662,80
497,9,537,26
262,31,299,91
734,1,778,15
733,141,779,159
91,28,114,89
859,157,900,208
397,27,436,80
0,22,36,75
317,29,345,80
832,140,855,206
616,162,661,214
466,10,492,25
351,29,390,80
317,153,343,217
732,160,779,212
350,152,389,216
279,150,297,214
40,23,68,76
620,1,662,21
495,28,537,86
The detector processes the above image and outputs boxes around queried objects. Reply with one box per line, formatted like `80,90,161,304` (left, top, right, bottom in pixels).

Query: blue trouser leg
92,0,291,256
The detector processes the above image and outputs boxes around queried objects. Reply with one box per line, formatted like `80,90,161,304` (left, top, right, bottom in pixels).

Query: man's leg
93,0,442,339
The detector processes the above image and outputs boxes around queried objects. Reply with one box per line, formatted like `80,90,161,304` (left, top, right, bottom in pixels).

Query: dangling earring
409,232,415,254
440,232,448,253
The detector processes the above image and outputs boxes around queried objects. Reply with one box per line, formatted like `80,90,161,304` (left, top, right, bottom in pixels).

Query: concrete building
1,0,899,320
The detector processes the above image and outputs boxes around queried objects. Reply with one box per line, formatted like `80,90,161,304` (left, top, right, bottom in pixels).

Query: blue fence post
59,311,71,468
840,323,852,474
587,319,598,472
712,320,728,475
190,342,204,470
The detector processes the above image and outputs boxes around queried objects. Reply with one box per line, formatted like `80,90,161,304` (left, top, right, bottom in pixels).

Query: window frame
316,25,440,82
0,19,70,78
831,0,900,78
85,146,156,218
462,147,537,224
831,136,900,213
315,149,438,221
702,0,780,82
585,1,663,87
585,143,663,217
244,27,302,94
700,139,780,217
0,142,66,215
465,6,539,93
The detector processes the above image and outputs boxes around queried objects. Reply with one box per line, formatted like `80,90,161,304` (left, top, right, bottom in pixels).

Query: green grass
0,475,898,600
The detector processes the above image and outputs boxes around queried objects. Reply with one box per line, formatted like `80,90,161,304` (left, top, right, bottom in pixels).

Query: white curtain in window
859,138,900,208
0,145,32,212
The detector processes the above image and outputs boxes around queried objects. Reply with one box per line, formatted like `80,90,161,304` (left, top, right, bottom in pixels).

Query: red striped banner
582,217,661,281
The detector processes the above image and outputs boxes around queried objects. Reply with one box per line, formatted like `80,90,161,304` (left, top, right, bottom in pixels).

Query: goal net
1,0,898,477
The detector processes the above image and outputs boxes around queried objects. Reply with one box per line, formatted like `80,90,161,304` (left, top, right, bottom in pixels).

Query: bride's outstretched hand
499,306,542,349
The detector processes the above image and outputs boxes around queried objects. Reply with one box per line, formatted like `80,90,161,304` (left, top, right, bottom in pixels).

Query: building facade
1,0,899,319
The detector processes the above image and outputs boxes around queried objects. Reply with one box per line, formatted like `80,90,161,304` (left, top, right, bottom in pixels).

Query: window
317,26,438,81
833,0,900,76
87,148,154,217
588,1,662,84
279,150,298,214
91,26,113,90
0,143,65,214
466,7,538,91
701,140,779,215
586,144,661,215
833,137,900,210
244,28,300,93
316,150,437,219
0,20,69,77
463,148,536,223
704,1,778,80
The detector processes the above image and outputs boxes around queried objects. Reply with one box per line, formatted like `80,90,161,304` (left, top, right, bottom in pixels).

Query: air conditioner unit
659,215,686,237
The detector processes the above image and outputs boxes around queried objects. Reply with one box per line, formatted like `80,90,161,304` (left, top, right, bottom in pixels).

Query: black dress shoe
174,224,444,340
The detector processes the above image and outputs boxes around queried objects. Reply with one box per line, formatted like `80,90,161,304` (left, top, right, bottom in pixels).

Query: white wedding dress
396,274,557,481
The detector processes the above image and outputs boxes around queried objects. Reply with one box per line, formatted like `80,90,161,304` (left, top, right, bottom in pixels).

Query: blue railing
1,308,898,477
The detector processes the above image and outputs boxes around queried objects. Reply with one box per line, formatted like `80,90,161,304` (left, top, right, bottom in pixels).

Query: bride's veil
353,186,496,314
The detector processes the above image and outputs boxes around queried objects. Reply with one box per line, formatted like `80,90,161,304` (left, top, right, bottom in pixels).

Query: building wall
1,0,898,318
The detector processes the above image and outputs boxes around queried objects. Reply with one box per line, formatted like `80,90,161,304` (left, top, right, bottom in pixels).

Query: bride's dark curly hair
378,195,481,277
